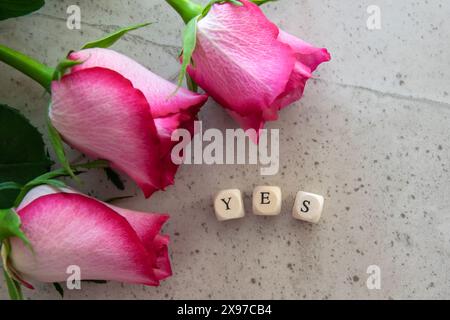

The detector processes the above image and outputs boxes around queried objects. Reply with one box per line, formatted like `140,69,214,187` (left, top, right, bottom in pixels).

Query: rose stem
0,44,55,92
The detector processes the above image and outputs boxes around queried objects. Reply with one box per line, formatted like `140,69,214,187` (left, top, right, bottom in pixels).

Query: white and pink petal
50,67,163,197
10,193,168,286
188,0,295,117
69,48,208,119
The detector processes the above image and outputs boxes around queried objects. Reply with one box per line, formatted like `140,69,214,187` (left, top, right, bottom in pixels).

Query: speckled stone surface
0,0,449,300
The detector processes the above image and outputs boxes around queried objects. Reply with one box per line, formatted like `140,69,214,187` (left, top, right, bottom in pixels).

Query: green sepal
46,115,78,183
11,160,109,207
34,160,109,182
1,240,25,300
227,0,243,6
3,267,23,300
167,0,270,24
177,15,200,90
201,1,215,17
81,23,152,49
104,195,133,203
53,59,83,81
203,0,274,13
251,0,276,5
0,0,45,21
0,211,30,300
41,179,67,189
186,73,198,93
0,209,30,246
202,0,242,17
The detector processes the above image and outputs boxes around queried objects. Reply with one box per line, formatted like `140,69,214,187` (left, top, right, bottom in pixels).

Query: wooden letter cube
293,191,324,223
214,189,245,221
252,186,282,216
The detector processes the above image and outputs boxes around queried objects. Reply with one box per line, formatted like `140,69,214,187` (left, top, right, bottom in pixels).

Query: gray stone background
0,0,449,299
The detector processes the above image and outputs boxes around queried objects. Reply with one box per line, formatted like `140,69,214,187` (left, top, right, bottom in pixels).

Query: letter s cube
293,191,324,224
214,189,245,221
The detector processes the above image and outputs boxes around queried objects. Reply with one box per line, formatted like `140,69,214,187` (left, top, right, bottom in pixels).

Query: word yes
214,188,324,223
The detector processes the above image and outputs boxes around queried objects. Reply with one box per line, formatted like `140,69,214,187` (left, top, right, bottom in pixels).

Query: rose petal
271,61,312,111
51,67,162,197
109,205,169,250
69,48,208,118
154,112,196,157
273,30,331,109
154,111,199,186
226,109,265,144
10,193,166,286
153,234,172,280
277,30,331,72
17,185,172,280
187,0,295,117
107,205,172,279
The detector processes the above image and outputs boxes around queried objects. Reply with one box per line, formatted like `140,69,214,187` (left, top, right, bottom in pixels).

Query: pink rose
8,185,172,287
186,0,330,141
50,48,208,197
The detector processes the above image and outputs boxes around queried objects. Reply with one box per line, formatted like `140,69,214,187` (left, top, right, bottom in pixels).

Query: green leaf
0,0,45,21
0,209,29,246
53,282,64,298
47,115,78,182
0,182,22,192
81,23,152,49
3,267,23,300
0,105,52,209
177,15,200,89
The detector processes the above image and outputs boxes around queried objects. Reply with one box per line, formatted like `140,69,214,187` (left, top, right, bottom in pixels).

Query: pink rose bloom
186,0,330,141
8,185,172,287
50,48,208,197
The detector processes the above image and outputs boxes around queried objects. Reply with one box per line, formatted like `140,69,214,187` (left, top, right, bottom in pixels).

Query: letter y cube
214,189,245,221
